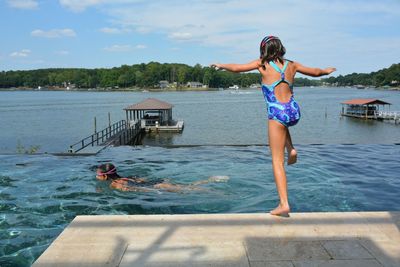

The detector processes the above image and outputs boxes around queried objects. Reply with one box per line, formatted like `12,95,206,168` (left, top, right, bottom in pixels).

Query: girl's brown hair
260,37,286,68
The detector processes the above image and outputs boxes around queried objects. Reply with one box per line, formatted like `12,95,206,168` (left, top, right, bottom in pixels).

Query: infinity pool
1,144,400,266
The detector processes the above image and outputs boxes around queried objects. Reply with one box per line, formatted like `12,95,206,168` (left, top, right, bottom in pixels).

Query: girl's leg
286,128,297,165
268,120,290,216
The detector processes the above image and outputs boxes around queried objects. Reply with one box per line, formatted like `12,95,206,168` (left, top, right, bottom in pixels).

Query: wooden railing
68,120,127,153
375,111,400,119
110,120,142,146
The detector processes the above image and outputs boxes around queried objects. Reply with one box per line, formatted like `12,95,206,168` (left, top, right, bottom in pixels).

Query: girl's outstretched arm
110,180,152,192
294,62,336,77
211,59,260,73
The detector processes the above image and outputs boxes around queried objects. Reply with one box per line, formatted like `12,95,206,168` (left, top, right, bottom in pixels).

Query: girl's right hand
324,67,337,74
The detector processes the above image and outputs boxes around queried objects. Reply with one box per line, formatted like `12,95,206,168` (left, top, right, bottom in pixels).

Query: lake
0,87,399,153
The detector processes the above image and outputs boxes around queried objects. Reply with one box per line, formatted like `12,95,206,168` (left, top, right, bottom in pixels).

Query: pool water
1,144,400,266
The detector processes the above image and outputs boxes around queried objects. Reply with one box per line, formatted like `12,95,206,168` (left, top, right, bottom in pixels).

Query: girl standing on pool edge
212,36,336,216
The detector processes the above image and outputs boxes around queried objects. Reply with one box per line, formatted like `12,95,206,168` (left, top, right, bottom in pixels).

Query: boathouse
67,98,183,154
124,98,184,132
341,99,391,119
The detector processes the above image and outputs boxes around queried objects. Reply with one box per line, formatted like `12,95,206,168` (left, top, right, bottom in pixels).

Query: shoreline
1,86,399,92
0,87,222,92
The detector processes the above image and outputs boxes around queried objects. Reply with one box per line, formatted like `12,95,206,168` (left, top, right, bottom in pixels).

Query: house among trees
159,80,169,89
62,81,75,90
186,81,204,88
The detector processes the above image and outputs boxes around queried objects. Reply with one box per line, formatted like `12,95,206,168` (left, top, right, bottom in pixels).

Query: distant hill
322,63,399,87
0,62,260,89
1,62,398,89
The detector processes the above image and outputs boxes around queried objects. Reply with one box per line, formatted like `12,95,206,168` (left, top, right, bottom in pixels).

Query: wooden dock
67,120,143,155
341,98,400,123
66,98,184,155
375,111,400,124
32,212,400,267
341,111,400,124
144,120,184,133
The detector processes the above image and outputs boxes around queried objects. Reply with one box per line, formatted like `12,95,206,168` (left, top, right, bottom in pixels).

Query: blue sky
1,0,399,75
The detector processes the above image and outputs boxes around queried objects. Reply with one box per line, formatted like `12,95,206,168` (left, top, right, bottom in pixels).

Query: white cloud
59,0,103,12
31,29,77,38
10,49,31,57
7,0,38,9
51,0,400,73
104,44,132,52
59,0,141,12
104,44,147,52
99,27,129,34
95,0,400,74
168,32,193,41
55,50,70,55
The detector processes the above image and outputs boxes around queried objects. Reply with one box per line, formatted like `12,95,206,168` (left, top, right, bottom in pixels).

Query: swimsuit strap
281,60,289,73
269,61,283,73
269,60,288,74
268,60,293,89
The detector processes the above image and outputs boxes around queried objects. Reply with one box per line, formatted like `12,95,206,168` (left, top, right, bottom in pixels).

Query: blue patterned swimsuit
261,60,301,127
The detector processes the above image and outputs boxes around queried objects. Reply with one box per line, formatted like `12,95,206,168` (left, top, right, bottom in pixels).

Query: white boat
249,84,261,89
228,85,239,90
230,90,253,95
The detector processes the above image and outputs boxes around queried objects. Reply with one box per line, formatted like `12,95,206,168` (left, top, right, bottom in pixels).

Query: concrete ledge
33,212,400,267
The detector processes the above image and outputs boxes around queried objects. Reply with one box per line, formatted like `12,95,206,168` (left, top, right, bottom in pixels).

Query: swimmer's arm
211,60,260,73
191,180,210,186
124,177,147,183
294,62,336,77
110,180,151,192
191,176,230,185
154,183,206,192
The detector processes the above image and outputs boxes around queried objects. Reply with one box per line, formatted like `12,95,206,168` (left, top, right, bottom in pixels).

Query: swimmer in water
96,163,229,192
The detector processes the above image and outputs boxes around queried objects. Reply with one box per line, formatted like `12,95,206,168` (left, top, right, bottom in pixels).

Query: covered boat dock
341,99,391,120
124,98,184,132
67,98,183,154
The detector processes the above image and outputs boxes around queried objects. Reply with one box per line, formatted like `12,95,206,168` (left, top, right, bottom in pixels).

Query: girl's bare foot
287,148,297,165
270,203,290,216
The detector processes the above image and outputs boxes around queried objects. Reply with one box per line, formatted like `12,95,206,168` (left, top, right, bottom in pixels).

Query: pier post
94,117,97,133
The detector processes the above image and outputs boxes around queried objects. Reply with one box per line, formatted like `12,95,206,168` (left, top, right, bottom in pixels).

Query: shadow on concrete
32,212,400,267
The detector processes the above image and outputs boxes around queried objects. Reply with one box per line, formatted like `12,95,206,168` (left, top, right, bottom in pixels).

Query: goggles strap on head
260,35,279,57
97,167,117,176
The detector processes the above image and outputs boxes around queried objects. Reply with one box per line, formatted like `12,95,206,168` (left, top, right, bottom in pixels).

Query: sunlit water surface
0,145,400,266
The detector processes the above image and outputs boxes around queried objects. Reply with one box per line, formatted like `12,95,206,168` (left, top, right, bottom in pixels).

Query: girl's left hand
325,67,337,74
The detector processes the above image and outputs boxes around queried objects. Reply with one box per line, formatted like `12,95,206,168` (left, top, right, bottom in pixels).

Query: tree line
0,62,398,89
0,62,261,89
321,63,399,87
